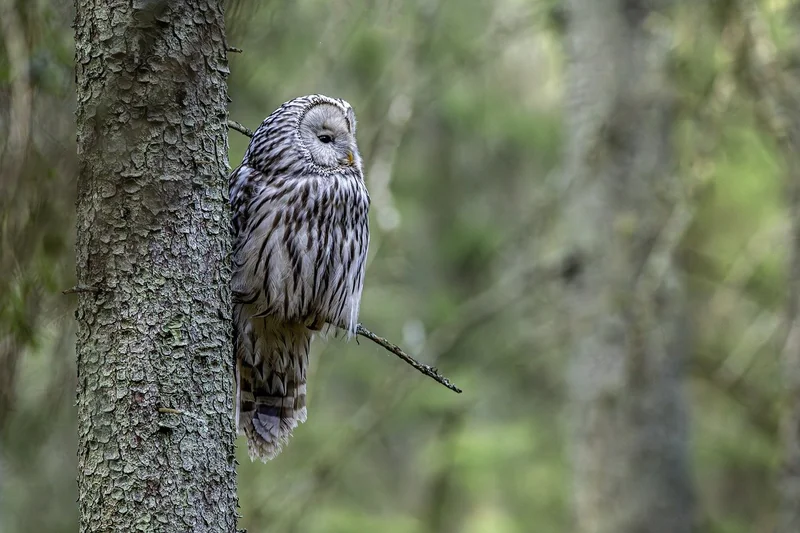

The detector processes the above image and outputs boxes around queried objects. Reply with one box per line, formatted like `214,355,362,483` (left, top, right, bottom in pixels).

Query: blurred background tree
1,0,798,532
561,1,694,531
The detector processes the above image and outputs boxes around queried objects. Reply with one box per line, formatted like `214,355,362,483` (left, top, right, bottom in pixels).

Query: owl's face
298,103,360,171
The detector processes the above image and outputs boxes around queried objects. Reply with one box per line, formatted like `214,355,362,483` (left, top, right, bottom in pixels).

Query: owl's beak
339,151,355,167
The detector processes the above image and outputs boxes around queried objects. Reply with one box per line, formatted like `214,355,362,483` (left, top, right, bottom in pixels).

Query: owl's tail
235,318,312,462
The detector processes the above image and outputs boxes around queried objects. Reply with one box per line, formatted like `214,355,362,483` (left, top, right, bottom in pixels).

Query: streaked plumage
229,95,370,461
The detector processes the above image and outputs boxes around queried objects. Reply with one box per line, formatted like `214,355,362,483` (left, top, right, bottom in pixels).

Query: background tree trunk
73,1,236,531
561,1,694,532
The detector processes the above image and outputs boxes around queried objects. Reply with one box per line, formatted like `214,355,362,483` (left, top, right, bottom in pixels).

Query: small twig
62,284,100,295
226,46,243,53
355,324,462,393
227,120,254,138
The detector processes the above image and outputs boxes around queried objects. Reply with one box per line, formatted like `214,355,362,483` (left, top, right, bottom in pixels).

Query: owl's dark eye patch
317,134,334,144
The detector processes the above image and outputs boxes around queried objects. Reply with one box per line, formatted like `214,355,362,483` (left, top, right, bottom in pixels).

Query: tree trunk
73,2,236,532
561,2,694,533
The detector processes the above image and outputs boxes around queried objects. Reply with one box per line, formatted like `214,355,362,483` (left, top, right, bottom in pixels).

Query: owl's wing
341,195,370,333
229,163,312,462
229,164,263,305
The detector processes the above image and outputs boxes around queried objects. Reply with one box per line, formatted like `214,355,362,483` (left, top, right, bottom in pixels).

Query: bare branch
226,46,243,53
227,119,254,138
62,284,101,295
354,324,462,393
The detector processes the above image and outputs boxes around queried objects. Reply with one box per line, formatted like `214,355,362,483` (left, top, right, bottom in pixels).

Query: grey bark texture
73,1,236,532
561,2,694,533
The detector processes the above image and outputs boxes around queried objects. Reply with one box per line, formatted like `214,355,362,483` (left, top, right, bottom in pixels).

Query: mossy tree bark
561,1,694,532
73,1,236,531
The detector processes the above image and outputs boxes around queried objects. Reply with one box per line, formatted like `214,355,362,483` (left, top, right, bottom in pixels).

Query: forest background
0,1,795,532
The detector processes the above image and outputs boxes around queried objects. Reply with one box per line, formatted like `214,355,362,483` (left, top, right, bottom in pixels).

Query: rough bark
561,2,694,533
73,1,236,532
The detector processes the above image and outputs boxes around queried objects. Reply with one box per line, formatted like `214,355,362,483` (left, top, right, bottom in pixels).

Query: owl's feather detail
230,95,370,461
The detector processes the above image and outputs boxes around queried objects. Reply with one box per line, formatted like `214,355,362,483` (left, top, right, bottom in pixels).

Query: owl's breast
238,171,368,327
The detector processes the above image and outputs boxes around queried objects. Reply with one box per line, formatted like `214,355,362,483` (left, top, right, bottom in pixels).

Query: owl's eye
317,134,334,144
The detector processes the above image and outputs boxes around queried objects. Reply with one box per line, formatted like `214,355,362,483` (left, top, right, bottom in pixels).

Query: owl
229,95,370,461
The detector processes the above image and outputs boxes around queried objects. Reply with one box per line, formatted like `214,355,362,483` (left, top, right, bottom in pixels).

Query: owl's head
296,97,360,171
245,95,363,177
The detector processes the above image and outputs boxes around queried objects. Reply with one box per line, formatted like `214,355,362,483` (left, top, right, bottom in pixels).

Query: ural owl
229,95,370,461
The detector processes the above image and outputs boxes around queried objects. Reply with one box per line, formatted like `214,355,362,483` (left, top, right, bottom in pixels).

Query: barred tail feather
236,318,311,462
